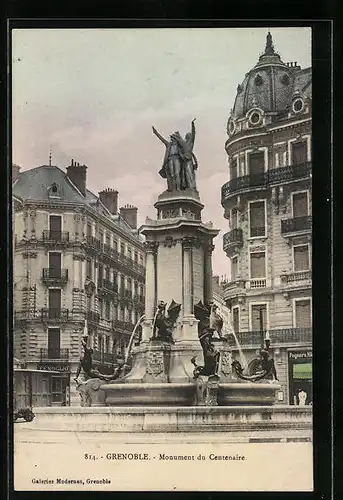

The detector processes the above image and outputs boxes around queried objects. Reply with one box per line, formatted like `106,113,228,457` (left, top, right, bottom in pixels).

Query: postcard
12,26,313,492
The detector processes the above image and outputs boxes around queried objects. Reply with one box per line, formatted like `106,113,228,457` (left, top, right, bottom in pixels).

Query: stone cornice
16,200,144,250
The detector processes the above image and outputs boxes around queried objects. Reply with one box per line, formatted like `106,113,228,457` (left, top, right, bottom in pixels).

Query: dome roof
230,32,312,120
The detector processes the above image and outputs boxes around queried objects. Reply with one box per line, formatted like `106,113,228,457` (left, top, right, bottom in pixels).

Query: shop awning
293,363,312,380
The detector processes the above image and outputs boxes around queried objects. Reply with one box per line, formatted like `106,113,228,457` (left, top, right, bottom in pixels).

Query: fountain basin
103,383,196,406
218,382,280,406
101,381,280,406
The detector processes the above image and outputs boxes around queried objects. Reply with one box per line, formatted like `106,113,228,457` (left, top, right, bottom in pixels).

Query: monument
98,120,280,406
27,122,311,440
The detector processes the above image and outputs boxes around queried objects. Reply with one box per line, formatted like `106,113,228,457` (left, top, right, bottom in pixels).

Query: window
86,258,92,280
231,208,238,230
294,299,311,328
120,243,125,255
105,335,110,353
248,152,265,176
99,230,103,244
105,301,110,320
113,240,118,252
98,265,103,286
232,307,239,333
134,251,138,263
120,275,125,292
231,256,239,281
120,308,125,321
86,223,92,237
230,158,238,180
49,215,62,239
105,267,110,281
49,252,61,277
294,245,310,271
127,247,132,260
98,299,103,318
292,192,308,217
250,252,266,278
127,278,132,292
113,272,118,287
251,304,267,332
48,289,61,317
249,201,266,237
48,328,60,357
291,141,307,164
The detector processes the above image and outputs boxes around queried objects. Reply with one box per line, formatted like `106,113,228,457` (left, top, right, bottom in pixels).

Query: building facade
13,160,145,405
221,33,312,405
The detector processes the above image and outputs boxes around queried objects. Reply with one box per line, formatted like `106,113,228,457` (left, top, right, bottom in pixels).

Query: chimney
99,188,119,215
66,159,87,196
12,164,21,183
120,204,138,229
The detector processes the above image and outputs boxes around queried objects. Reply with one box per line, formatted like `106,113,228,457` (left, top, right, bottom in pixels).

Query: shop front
288,349,312,405
36,362,71,406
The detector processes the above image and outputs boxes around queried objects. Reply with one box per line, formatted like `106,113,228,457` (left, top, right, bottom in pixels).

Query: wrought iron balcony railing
40,348,69,361
223,228,243,252
86,235,101,251
87,310,100,324
221,161,312,203
227,327,312,347
41,308,69,321
42,268,68,284
281,215,312,235
101,279,118,293
112,319,134,332
92,350,116,364
42,230,69,243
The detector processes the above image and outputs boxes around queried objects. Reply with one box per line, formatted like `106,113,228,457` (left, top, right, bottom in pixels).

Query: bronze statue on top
152,119,198,191
152,300,181,343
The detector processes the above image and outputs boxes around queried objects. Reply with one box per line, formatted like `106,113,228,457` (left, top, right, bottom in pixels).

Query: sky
12,27,311,276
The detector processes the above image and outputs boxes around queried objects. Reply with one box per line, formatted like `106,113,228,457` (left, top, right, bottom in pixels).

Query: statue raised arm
152,125,182,191
152,126,169,147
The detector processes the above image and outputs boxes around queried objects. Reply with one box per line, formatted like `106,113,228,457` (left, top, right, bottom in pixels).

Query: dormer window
254,74,263,87
247,108,263,127
47,182,61,199
292,97,305,113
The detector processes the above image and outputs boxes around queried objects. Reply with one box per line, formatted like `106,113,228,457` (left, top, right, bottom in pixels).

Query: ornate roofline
16,199,144,249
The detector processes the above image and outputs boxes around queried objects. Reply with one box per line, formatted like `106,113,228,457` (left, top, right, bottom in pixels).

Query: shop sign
37,363,70,373
288,350,312,361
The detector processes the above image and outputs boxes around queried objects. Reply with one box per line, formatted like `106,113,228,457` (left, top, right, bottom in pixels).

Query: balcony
98,279,118,296
247,278,267,289
41,308,69,322
42,268,68,285
42,230,69,243
223,228,243,254
280,270,312,285
227,327,312,348
14,310,40,324
98,245,145,279
281,216,312,236
223,279,246,302
112,319,134,332
92,350,115,365
221,161,312,204
87,310,100,324
85,235,101,252
40,348,69,361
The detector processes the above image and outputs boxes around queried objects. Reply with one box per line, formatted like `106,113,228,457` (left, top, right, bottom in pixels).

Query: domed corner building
221,32,312,406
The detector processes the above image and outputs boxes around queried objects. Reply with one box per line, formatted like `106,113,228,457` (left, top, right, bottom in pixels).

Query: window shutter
250,252,266,278
294,246,309,271
295,300,311,328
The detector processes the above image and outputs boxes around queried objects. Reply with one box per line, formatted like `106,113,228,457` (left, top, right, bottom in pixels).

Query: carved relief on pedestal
220,351,233,376
146,351,164,376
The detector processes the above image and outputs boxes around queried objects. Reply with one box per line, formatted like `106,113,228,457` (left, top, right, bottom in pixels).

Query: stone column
182,237,194,317
204,240,215,306
141,241,158,342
